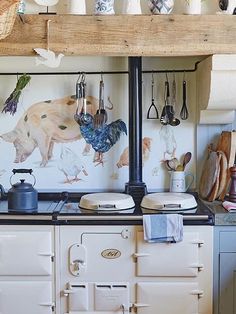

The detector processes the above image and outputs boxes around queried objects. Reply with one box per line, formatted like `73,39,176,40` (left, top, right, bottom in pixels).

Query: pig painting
0,96,98,166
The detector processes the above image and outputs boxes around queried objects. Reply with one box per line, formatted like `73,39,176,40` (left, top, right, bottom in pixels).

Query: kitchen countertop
202,199,236,226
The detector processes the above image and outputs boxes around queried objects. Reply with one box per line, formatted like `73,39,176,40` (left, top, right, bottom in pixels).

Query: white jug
183,0,201,14
68,0,86,14
123,0,142,14
169,171,194,193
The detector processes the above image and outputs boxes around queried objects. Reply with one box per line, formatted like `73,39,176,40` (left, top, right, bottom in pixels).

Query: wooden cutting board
207,152,222,202
216,151,228,199
199,150,221,200
217,131,236,200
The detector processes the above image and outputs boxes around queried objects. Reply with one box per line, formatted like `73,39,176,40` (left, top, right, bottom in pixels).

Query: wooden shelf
1,14,236,56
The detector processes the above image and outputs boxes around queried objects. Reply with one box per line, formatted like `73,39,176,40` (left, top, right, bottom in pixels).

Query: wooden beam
0,14,236,56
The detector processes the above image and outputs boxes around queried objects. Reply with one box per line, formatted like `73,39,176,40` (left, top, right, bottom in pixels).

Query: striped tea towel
222,201,236,212
143,214,183,243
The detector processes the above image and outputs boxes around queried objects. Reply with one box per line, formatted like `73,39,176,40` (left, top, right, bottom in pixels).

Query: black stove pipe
125,57,147,204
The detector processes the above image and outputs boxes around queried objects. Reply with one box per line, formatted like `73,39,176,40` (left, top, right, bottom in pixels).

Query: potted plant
183,0,203,14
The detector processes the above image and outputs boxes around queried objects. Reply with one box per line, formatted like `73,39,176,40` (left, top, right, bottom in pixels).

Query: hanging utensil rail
0,62,200,76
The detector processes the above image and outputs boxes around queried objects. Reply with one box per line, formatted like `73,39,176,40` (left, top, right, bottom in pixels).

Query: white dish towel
143,214,183,243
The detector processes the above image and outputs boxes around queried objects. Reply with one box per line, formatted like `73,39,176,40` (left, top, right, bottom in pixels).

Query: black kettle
8,169,38,212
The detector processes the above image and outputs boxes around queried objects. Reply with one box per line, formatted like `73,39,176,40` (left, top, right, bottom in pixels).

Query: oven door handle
133,253,151,258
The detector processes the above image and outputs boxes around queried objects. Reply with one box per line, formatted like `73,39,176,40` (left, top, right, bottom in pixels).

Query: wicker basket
0,0,20,40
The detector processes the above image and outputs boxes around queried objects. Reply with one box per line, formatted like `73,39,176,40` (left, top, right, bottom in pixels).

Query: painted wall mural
0,57,196,192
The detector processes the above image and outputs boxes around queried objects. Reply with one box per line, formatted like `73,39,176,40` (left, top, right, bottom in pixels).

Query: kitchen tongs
74,73,88,126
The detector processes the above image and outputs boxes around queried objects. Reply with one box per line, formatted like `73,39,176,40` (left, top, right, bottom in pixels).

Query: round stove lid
141,192,197,211
79,193,135,211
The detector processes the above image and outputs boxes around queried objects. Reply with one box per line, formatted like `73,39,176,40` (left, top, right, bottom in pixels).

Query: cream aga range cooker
53,192,214,314
0,191,214,314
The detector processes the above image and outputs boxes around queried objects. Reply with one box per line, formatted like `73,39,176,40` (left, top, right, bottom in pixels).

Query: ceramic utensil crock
169,171,194,193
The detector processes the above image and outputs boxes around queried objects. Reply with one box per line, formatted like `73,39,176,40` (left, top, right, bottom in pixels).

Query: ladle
169,73,180,127
160,79,170,125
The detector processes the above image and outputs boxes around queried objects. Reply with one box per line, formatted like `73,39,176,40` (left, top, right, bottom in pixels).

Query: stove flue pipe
125,57,147,204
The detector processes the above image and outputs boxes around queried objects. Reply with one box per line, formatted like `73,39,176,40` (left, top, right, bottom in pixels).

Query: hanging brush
2,73,31,115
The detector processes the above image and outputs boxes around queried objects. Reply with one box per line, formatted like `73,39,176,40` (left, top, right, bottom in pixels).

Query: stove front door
135,282,199,314
0,281,53,314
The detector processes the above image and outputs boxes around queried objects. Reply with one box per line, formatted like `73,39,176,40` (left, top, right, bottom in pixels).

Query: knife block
228,166,236,203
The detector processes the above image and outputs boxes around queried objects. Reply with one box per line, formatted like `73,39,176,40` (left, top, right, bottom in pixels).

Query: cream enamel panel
59,226,135,281
136,282,199,314
0,231,52,275
0,281,53,314
136,231,200,277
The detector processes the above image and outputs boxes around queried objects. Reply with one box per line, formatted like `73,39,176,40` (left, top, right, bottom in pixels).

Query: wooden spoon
182,152,192,170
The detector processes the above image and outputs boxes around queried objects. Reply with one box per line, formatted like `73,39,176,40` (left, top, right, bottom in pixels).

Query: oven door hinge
190,263,204,271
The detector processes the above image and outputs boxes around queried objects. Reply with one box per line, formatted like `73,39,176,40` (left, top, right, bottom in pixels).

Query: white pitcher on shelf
68,0,86,14
123,0,142,14
183,0,202,15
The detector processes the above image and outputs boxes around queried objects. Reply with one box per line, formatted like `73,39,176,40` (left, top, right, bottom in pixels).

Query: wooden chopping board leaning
199,149,221,201
199,131,236,202
216,131,236,200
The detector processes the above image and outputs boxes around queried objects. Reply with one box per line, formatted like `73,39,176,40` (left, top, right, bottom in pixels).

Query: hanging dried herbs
2,74,31,115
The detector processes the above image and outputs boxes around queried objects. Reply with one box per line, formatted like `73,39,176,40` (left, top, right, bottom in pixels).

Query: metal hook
151,71,154,100
183,70,186,81
100,72,104,82
165,72,168,82
76,72,86,84
105,96,114,110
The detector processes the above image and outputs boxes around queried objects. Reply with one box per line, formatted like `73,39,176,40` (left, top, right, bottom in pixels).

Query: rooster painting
77,113,127,166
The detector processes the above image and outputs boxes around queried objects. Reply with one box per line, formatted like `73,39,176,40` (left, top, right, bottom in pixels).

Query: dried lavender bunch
2,74,31,115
